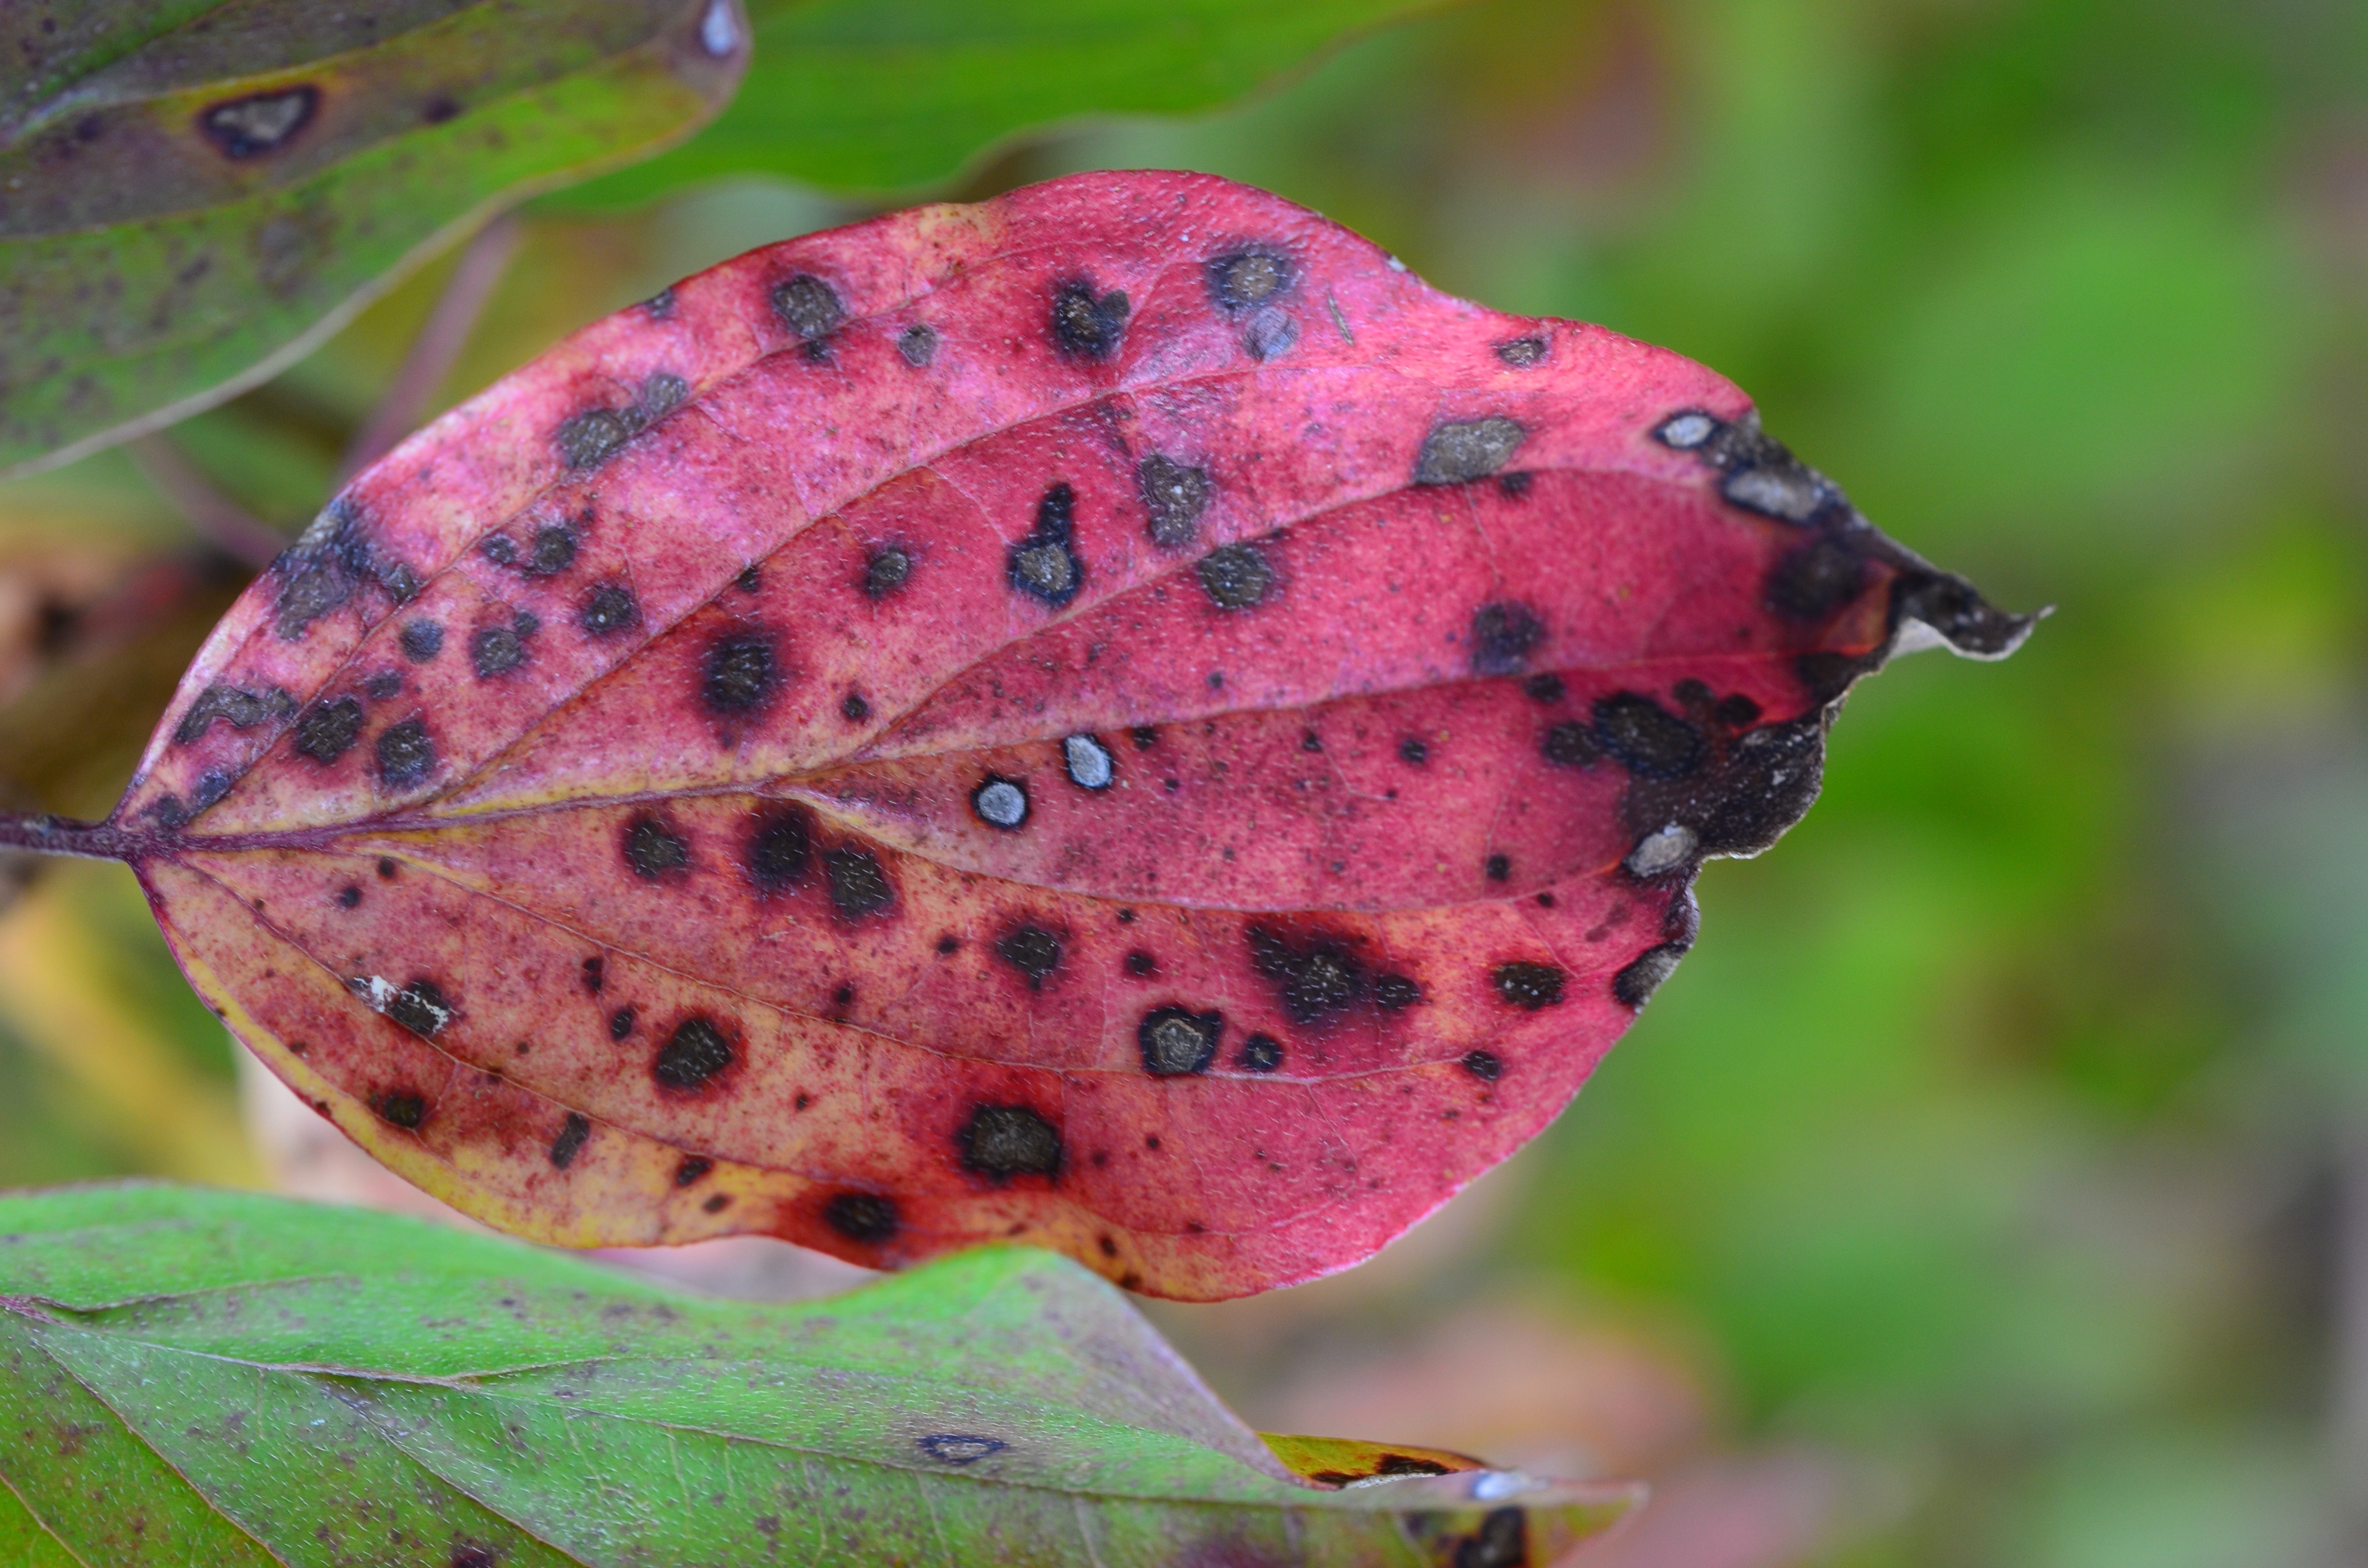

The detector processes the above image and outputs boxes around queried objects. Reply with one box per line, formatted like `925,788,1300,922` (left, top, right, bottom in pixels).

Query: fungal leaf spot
960,1104,1061,1179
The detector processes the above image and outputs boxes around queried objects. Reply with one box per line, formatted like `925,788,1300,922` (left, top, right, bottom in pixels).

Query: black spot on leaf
1594,692,1704,779
481,533,518,566
1139,1006,1223,1076
1399,736,1429,765
524,524,577,577
675,1156,713,1186
554,408,635,470
703,633,777,714
1050,280,1130,361
1208,248,1293,311
1469,601,1545,675
824,846,893,917
1247,927,1364,1027
841,692,871,722
1542,721,1598,767
1196,543,1271,609
1525,673,1565,703
399,618,444,661
337,885,361,909
1242,309,1299,361
825,1191,900,1243
623,814,690,880
553,374,689,470
653,1017,734,1092
1485,854,1511,882
1766,535,1869,622
1373,974,1422,1010
1138,454,1211,547
1495,335,1548,367
271,498,419,639
375,1091,427,1129
375,719,435,789
201,86,317,158
1125,950,1157,977
292,697,363,763
917,1434,1007,1466
470,624,525,678
1491,962,1565,1010
863,546,912,598
549,1113,590,1169
1007,484,1084,606
580,582,639,636
1414,416,1525,485
897,324,938,366
960,1104,1061,1178
1236,1033,1283,1072
386,979,452,1038
608,1007,635,1041
995,925,1063,989
364,672,402,700
745,806,813,893
772,274,844,340
174,683,293,744
1462,1050,1503,1081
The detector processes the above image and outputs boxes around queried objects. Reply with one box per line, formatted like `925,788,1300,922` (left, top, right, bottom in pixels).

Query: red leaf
111,172,2030,1299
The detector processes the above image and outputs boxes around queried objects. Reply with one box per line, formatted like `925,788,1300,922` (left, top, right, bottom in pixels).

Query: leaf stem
0,812,141,863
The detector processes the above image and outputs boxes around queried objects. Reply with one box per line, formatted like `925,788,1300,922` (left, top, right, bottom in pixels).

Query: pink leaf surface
112,172,2030,1299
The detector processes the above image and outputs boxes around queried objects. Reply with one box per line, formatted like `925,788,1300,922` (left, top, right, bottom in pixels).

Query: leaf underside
0,1182,1631,1567
0,0,747,477
122,171,2031,1299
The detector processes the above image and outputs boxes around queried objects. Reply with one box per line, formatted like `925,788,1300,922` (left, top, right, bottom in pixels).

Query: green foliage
0,1184,1628,1566
555,0,1451,207
0,1,743,478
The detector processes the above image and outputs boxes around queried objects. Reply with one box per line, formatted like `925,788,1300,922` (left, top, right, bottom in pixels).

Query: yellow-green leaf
0,1182,1636,1566
0,0,748,478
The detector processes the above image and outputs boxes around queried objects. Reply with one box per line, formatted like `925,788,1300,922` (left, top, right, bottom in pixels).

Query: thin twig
128,433,287,570
339,213,523,482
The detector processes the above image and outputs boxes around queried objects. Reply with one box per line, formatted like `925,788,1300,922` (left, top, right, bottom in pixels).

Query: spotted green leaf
0,0,750,478
555,0,1452,208
0,1182,1632,1567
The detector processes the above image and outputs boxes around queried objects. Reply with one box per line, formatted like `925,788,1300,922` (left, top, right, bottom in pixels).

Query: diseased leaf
0,1182,1633,1566
557,0,1452,208
83,172,2028,1299
0,0,749,477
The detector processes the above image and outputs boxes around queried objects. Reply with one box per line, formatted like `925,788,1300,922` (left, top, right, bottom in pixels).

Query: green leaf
554,0,1451,208
0,1183,1632,1566
0,1,748,479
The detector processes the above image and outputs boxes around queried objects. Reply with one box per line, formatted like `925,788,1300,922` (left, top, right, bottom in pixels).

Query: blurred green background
4,1,2364,1564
